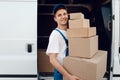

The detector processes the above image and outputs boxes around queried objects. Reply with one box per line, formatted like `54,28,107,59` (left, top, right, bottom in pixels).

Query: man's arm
49,53,81,80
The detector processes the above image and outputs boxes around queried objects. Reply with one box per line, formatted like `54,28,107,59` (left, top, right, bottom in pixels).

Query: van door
0,0,37,80
111,0,120,80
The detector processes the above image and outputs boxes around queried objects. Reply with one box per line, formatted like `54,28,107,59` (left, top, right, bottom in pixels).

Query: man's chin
61,24,67,26
61,22,67,25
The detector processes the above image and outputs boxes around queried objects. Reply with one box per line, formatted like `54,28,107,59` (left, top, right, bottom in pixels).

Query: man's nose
61,14,66,18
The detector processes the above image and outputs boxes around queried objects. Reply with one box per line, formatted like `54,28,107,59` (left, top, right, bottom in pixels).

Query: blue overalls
54,29,68,80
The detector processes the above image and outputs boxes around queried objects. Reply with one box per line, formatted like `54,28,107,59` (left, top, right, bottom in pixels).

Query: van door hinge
110,67,113,72
112,15,115,20
119,47,120,54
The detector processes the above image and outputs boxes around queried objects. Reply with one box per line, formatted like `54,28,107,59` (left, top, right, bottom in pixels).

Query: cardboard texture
38,49,54,72
67,27,96,38
63,50,107,80
69,12,84,19
68,35,98,58
69,19,90,28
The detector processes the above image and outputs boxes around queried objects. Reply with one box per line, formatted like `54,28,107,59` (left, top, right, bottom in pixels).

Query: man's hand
67,75,83,80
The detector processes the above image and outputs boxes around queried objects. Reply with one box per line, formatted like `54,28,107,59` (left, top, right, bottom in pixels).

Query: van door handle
27,44,32,53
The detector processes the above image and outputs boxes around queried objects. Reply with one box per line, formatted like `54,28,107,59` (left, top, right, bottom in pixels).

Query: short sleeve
46,30,60,55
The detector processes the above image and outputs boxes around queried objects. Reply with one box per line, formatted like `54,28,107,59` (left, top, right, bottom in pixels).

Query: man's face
54,9,68,26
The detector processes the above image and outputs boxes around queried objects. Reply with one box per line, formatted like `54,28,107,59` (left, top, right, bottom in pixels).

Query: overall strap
55,29,69,56
55,29,68,46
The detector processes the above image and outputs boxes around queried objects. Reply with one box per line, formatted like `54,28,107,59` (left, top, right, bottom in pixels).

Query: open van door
0,0,37,80
111,0,120,80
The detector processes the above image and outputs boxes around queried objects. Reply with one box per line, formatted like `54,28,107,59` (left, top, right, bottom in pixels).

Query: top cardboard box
69,12,84,19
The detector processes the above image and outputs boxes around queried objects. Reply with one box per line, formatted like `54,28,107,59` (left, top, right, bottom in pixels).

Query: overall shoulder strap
55,29,67,40
55,29,68,46
55,29,69,56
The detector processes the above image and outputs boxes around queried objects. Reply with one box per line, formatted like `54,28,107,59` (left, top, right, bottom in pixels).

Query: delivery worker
46,4,81,80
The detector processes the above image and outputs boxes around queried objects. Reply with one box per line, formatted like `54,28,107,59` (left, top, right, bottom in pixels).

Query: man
46,4,81,80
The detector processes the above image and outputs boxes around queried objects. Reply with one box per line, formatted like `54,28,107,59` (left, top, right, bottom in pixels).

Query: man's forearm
49,53,71,78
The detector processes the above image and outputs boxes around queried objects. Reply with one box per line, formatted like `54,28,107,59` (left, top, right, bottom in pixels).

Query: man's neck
57,25,67,31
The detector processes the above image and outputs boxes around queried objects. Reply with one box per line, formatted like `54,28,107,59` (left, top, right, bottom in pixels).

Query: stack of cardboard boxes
63,13,107,80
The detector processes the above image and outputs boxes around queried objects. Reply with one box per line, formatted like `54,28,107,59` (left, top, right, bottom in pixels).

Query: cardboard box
69,12,84,19
69,19,90,28
68,36,98,58
38,49,54,72
67,27,96,38
63,50,107,80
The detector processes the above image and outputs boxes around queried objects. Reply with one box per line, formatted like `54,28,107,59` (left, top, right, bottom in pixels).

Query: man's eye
58,14,62,17
64,13,67,15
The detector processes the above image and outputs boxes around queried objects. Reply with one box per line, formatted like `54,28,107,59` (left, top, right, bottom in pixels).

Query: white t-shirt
46,28,68,64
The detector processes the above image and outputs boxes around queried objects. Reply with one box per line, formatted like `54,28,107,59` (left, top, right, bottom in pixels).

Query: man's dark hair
52,4,67,16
